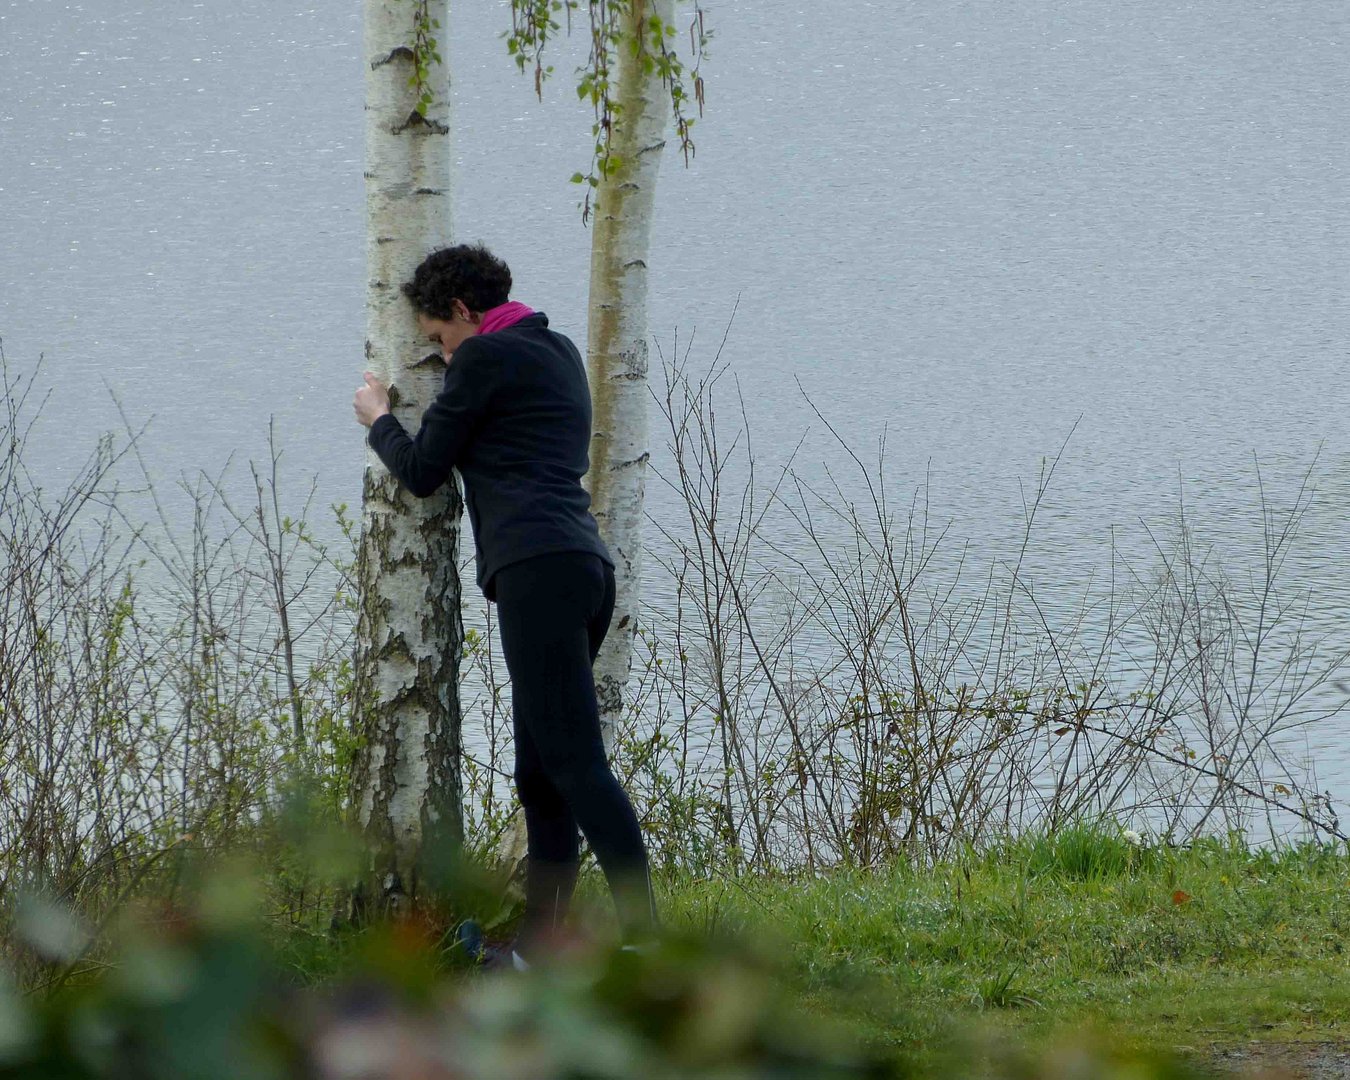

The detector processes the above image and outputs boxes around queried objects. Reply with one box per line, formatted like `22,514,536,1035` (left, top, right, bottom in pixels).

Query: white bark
585,0,675,750
352,0,460,915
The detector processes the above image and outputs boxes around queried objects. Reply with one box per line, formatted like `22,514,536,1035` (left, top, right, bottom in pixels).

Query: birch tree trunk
350,0,461,917
586,0,675,750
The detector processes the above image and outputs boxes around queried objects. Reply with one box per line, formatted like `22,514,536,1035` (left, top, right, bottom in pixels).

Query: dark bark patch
372,46,416,69
392,112,450,136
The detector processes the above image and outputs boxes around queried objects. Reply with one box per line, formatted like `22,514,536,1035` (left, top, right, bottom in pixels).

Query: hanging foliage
407,0,443,117
505,0,711,218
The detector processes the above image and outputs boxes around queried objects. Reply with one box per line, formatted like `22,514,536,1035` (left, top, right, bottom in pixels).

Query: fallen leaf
1171,889,1193,906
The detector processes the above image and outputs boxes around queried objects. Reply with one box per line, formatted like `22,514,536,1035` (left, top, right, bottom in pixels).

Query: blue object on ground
454,918,485,963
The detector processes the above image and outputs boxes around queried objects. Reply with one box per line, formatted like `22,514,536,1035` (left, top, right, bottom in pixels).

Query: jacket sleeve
366,343,496,497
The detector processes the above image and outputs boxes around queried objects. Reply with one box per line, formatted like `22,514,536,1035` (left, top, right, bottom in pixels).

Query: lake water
2,1,1347,804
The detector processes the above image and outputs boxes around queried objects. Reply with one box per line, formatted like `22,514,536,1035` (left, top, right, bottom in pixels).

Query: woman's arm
361,345,496,497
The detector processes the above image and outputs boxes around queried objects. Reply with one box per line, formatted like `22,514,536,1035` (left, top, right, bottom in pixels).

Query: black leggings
493,551,655,948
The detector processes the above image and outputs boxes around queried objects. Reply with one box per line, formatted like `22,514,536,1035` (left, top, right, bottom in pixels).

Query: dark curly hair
401,243,512,319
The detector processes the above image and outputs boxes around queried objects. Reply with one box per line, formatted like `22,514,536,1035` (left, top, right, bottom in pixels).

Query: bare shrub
601,333,1347,873
0,348,356,984
1,330,1343,988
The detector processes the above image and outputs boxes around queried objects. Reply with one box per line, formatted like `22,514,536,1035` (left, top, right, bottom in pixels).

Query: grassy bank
655,826,1350,1069
5,826,1344,1077
4,347,1348,1075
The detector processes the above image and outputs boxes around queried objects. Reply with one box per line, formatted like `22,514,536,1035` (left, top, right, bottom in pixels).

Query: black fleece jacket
367,312,613,600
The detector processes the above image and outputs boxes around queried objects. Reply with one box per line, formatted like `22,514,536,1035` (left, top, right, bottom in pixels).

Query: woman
353,243,656,965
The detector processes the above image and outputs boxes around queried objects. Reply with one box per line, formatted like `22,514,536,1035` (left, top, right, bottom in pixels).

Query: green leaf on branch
506,0,712,214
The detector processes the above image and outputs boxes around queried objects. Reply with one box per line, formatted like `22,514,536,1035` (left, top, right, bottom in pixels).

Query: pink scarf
477,301,535,336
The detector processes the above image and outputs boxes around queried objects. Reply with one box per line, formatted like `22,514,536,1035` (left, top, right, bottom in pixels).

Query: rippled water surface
2,1,1347,796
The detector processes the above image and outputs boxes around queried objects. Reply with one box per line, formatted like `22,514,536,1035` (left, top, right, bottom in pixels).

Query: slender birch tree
507,0,708,745
584,0,676,748
350,0,460,917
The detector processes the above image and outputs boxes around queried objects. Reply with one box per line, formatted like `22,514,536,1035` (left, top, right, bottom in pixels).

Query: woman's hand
353,371,391,428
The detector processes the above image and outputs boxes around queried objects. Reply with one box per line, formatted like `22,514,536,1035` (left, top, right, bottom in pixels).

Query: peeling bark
584,0,675,750
350,0,460,919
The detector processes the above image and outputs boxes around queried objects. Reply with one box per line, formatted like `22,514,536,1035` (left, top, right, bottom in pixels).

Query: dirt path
1204,1040,1350,1079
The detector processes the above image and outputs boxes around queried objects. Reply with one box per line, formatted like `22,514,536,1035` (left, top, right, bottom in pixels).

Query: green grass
248,823,1350,1071
251,822,1350,1071
655,829,1350,1067
12,824,1343,1077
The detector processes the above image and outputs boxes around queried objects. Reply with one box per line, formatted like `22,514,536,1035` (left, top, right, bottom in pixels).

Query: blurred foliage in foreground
0,874,1220,1080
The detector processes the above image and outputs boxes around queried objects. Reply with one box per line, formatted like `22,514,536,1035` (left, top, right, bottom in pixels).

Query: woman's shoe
452,918,485,963
454,920,532,972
